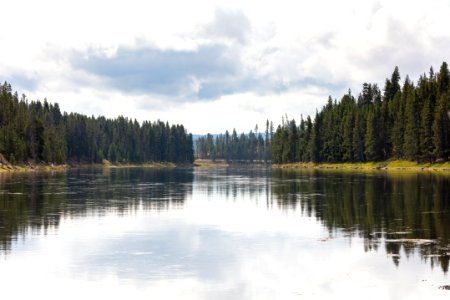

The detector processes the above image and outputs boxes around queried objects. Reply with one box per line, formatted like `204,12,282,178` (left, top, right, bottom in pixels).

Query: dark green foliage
364,109,379,161
341,94,355,162
0,83,194,164
418,72,436,163
432,94,449,160
271,63,450,163
195,124,270,162
352,110,365,162
403,77,420,161
383,66,401,102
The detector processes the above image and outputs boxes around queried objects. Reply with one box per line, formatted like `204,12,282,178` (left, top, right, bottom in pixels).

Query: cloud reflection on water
0,167,449,299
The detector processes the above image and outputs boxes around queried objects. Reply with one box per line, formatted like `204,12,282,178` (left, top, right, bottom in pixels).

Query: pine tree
341,94,355,162
432,93,449,161
437,62,450,95
297,116,306,161
386,66,401,101
364,109,379,161
403,78,420,161
352,111,365,162
287,119,298,162
308,112,321,163
303,116,313,162
417,74,435,163
391,92,405,159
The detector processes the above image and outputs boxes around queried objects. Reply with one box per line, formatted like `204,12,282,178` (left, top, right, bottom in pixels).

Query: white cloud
1,0,450,133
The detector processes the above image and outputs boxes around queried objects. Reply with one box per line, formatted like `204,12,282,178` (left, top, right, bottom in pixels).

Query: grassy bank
194,159,230,167
273,160,450,171
0,163,69,173
194,159,272,167
101,160,177,169
3,159,449,173
0,160,181,174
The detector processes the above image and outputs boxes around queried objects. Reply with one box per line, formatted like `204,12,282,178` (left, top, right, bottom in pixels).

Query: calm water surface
0,167,449,299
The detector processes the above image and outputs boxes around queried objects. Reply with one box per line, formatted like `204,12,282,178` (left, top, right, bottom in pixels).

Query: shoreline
194,159,230,167
2,159,450,173
194,159,271,168
102,161,178,169
273,161,450,172
0,161,186,174
0,164,69,173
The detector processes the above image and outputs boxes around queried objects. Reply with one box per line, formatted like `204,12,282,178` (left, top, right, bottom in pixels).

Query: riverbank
194,159,271,167
194,159,230,167
273,160,450,171
0,163,69,173
3,159,450,173
101,159,177,169
0,160,183,174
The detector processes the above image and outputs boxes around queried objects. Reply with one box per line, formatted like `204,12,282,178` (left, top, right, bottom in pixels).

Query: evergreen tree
308,112,321,163
403,78,420,161
384,66,401,102
303,116,313,162
0,82,194,165
352,110,365,161
432,93,449,160
391,92,405,159
364,109,379,161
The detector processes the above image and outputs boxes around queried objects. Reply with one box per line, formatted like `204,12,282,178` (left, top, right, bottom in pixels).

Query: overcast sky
1,0,450,134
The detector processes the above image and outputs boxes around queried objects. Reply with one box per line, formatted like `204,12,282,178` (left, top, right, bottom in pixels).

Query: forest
0,82,194,164
271,62,450,164
2,62,450,166
196,62,449,164
195,122,273,162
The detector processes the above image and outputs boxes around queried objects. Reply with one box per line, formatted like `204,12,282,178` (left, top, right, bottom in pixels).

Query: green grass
0,160,179,173
274,160,450,171
0,164,68,173
194,159,229,168
103,161,177,169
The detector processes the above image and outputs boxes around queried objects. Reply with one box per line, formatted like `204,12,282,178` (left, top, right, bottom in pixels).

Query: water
0,167,449,299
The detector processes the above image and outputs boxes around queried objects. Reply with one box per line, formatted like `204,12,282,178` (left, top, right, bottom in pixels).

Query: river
0,167,449,299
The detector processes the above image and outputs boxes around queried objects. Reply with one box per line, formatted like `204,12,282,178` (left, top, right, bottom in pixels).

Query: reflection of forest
272,169,450,273
0,168,193,253
193,166,273,203
1,167,449,273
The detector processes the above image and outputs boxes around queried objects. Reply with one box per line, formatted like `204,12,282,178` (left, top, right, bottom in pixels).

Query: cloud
352,17,441,85
5,0,450,134
67,9,259,101
70,44,244,100
200,8,252,45
69,42,344,102
66,8,344,102
3,73,39,93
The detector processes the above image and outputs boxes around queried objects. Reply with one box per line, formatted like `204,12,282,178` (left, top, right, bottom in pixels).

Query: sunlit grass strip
194,159,229,167
0,161,178,173
103,162,177,169
0,164,68,173
274,160,450,171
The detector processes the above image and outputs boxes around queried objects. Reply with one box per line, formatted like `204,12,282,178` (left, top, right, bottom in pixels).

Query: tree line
0,82,194,164
195,121,273,162
272,62,450,164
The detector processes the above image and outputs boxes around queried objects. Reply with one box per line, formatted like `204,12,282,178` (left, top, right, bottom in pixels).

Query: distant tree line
272,62,450,164
0,82,194,164
195,121,273,162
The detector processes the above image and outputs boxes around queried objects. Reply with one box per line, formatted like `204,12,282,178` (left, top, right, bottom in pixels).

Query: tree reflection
272,169,450,273
0,168,193,253
1,167,449,274
193,166,271,202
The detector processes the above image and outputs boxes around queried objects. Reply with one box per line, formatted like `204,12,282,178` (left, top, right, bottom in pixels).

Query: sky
1,0,450,134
